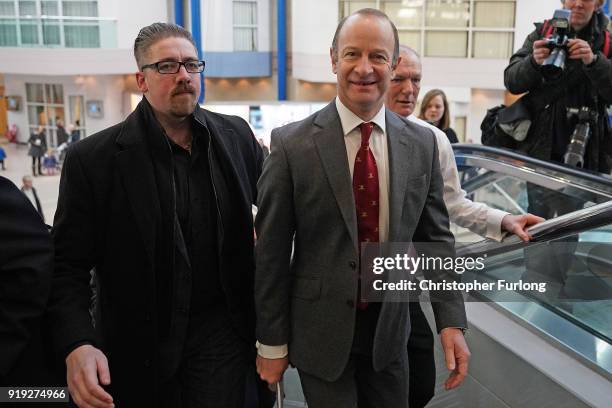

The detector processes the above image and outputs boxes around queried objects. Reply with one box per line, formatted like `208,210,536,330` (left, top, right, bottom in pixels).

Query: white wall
202,0,271,52
257,0,271,52
291,0,338,82
202,0,233,51
0,48,134,75
468,89,505,143
5,74,127,143
421,58,508,90
514,0,561,52
98,0,168,51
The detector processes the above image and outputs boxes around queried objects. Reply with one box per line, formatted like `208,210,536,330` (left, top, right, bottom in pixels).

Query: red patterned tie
353,122,379,309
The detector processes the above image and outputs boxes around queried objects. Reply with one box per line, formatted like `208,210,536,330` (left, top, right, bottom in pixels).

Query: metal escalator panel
453,145,612,377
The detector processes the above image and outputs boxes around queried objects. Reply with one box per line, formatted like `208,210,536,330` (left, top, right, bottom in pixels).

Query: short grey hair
331,8,400,66
133,22,197,69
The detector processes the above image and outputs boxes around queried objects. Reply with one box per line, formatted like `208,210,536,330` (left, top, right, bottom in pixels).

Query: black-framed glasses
141,60,205,74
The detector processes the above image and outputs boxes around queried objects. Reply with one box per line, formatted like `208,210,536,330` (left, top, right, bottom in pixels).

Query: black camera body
564,106,598,168
542,9,573,79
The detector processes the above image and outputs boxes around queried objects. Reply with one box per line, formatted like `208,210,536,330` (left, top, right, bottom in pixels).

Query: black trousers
407,301,436,408
31,156,42,175
159,309,249,408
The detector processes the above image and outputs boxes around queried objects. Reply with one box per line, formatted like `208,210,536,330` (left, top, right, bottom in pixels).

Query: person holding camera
504,0,611,302
504,0,612,179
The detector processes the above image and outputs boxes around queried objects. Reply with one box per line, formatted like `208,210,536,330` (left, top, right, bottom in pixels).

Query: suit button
144,359,151,367
346,299,355,308
145,314,151,322
349,261,357,269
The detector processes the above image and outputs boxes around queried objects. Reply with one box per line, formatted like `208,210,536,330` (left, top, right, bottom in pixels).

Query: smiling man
254,9,469,407
48,23,263,408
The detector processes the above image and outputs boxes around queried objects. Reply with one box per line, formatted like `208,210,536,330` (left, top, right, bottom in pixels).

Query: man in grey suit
254,8,470,407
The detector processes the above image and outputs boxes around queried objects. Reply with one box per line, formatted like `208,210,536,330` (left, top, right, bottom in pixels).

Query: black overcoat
48,98,263,407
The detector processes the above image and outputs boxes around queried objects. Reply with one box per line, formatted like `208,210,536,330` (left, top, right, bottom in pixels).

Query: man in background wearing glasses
48,22,264,408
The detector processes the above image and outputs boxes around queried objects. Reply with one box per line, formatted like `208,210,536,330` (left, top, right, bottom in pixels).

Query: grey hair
331,8,400,66
399,44,420,60
133,22,197,69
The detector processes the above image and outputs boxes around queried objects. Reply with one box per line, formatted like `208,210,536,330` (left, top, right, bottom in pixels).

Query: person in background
419,88,459,143
56,118,69,146
258,138,270,160
28,126,47,176
42,149,59,175
20,175,45,223
0,145,6,170
504,0,611,177
70,120,81,144
386,44,544,408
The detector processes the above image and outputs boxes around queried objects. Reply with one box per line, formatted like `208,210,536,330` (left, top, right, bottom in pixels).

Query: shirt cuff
256,341,288,359
486,208,510,241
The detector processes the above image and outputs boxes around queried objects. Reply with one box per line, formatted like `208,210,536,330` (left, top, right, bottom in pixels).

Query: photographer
504,0,612,177
504,1,611,300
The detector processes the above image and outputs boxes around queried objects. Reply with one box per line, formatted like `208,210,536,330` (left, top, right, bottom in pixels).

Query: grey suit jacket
255,101,466,382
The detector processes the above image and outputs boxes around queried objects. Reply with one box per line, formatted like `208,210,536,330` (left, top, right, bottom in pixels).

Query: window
0,0,100,47
0,1,18,46
472,0,515,58
26,83,65,147
233,0,257,51
339,0,516,59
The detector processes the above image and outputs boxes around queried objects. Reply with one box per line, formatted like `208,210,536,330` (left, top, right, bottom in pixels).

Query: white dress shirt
336,97,389,242
407,115,508,241
22,187,38,209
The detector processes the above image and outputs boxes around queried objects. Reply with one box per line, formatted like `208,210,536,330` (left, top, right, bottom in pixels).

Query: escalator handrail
453,144,612,188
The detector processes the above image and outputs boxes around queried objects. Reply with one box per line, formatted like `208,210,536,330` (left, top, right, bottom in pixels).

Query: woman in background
419,89,459,144
28,126,46,176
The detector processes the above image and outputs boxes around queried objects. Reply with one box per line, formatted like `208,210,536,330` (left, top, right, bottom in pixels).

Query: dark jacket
47,98,263,407
20,187,45,223
504,10,612,173
0,176,54,385
56,125,69,146
28,132,47,158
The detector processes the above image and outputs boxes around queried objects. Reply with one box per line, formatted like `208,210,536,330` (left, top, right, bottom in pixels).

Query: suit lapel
386,110,412,242
312,103,358,251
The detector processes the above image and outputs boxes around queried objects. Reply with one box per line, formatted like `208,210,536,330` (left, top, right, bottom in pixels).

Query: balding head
22,175,33,189
331,8,400,66
386,45,423,117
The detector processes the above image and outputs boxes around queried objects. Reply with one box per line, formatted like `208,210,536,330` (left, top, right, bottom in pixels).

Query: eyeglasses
141,60,205,74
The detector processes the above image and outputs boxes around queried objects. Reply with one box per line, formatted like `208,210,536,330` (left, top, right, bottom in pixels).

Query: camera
542,9,572,79
564,106,597,168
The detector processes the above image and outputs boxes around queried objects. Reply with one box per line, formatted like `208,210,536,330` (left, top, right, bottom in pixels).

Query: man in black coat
0,176,53,386
47,23,263,408
21,175,45,223
504,0,612,178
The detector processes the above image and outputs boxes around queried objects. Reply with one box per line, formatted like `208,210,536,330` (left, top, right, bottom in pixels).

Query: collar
335,96,386,137
118,96,210,148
